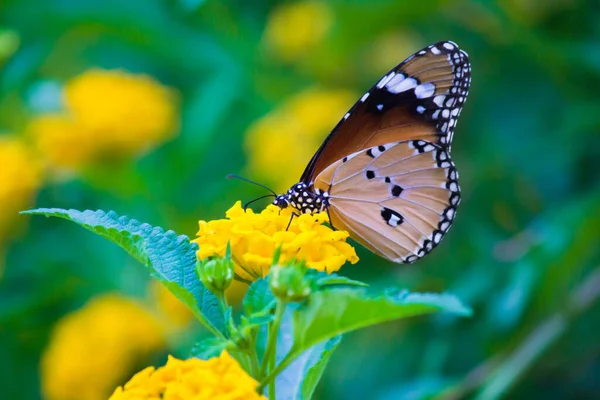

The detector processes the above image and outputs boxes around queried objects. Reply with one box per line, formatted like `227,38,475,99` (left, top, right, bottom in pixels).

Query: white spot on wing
360,92,370,102
387,77,417,94
376,72,396,89
384,73,405,91
433,95,445,107
415,82,435,99
389,214,401,227
416,105,426,114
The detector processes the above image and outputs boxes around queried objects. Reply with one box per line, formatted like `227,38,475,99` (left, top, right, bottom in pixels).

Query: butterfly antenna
227,174,278,196
243,194,276,211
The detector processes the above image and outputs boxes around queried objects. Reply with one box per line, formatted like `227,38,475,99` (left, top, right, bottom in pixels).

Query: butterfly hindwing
314,140,460,263
301,40,470,183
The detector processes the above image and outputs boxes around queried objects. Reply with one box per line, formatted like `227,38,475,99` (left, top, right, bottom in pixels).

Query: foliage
27,207,470,398
1,1,599,399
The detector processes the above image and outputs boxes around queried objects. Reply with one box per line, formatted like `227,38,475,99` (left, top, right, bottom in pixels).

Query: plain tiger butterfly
272,41,471,264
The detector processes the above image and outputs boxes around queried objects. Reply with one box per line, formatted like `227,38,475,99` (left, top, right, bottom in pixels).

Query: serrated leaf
281,288,471,370
23,208,225,335
243,313,275,327
190,337,229,360
244,278,276,317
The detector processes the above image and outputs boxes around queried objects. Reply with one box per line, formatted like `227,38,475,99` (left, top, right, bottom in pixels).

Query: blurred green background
1,0,599,399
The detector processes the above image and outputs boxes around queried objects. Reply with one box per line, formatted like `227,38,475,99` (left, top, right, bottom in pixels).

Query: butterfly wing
308,41,470,263
314,140,459,263
301,40,470,183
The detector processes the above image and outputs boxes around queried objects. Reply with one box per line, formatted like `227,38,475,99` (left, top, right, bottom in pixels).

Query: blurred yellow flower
40,294,166,400
30,69,178,170
0,135,42,239
28,115,95,169
149,280,194,329
365,31,422,77
245,88,356,192
193,201,359,282
264,1,333,62
110,351,266,400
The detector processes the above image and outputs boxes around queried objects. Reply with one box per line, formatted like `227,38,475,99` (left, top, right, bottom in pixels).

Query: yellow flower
110,351,266,400
263,1,333,62
192,201,359,282
244,88,356,192
0,135,42,240
364,32,422,77
30,69,178,169
40,294,166,400
28,114,96,169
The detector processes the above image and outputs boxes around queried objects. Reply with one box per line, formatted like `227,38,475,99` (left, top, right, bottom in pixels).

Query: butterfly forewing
301,40,470,183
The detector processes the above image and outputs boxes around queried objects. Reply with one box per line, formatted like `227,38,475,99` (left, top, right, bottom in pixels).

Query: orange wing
301,41,470,184
314,140,459,263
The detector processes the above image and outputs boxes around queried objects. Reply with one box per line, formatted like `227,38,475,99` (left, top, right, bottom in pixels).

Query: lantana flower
263,1,333,62
40,294,166,400
109,351,266,400
193,201,359,282
30,69,178,170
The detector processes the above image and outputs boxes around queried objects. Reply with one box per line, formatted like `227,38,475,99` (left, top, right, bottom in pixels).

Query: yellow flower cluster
29,69,178,170
263,1,333,62
0,135,42,240
244,88,356,192
110,351,265,400
40,294,166,400
193,201,359,282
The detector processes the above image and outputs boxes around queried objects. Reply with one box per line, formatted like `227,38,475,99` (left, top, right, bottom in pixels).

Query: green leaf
23,208,226,335
275,308,342,400
190,337,229,360
243,277,276,317
312,273,368,288
298,336,341,399
281,288,471,371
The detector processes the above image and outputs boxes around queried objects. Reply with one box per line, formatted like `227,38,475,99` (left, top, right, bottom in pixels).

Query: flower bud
196,256,234,293
269,262,311,302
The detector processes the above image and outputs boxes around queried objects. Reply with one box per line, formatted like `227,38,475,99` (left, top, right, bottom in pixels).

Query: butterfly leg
285,212,297,231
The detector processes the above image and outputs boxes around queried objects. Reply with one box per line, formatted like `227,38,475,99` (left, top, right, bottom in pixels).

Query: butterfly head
273,193,290,209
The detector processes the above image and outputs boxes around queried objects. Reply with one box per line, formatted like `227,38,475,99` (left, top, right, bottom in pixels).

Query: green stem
246,331,261,379
215,290,228,314
268,354,277,400
230,349,252,375
258,300,287,384
258,351,298,391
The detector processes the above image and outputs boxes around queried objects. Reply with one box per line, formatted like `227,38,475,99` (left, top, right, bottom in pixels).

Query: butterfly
272,41,471,264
